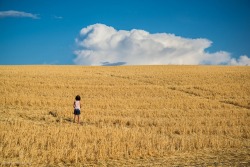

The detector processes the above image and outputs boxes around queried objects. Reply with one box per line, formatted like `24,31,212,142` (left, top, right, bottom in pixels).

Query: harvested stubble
0,65,249,166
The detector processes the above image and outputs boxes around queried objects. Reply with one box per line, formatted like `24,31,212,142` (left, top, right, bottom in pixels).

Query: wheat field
0,65,249,166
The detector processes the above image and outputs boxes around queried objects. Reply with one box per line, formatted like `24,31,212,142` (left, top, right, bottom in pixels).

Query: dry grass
0,65,249,166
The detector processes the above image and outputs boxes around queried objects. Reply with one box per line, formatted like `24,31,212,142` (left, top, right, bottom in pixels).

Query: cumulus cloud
74,23,249,66
0,10,39,19
230,55,250,66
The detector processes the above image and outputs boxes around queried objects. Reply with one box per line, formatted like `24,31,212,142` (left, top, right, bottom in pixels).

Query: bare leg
73,115,76,123
77,115,80,124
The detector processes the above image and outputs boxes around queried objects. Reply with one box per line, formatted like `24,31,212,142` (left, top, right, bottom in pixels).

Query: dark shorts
74,109,80,115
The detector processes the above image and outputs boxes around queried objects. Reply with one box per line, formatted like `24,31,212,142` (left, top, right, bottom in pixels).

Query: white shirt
74,100,80,110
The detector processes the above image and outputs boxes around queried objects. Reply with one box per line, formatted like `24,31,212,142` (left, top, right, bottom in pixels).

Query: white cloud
0,10,39,19
230,55,250,66
53,15,63,19
74,23,250,66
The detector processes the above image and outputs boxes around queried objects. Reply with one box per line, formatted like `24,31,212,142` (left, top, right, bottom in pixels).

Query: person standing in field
73,95,81,124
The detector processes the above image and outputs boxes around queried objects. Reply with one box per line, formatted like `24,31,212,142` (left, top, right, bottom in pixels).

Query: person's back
74,100,80,110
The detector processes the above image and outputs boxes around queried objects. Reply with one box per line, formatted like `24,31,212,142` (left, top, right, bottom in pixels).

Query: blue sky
0,0,250,65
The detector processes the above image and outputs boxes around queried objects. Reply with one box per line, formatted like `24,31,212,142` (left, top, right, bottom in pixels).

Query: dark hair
75,95,81,101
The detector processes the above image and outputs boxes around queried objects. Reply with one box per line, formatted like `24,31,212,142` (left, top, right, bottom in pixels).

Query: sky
0,0,250,65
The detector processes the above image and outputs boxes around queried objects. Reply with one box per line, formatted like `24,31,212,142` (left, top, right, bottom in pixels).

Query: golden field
0,65,249,166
